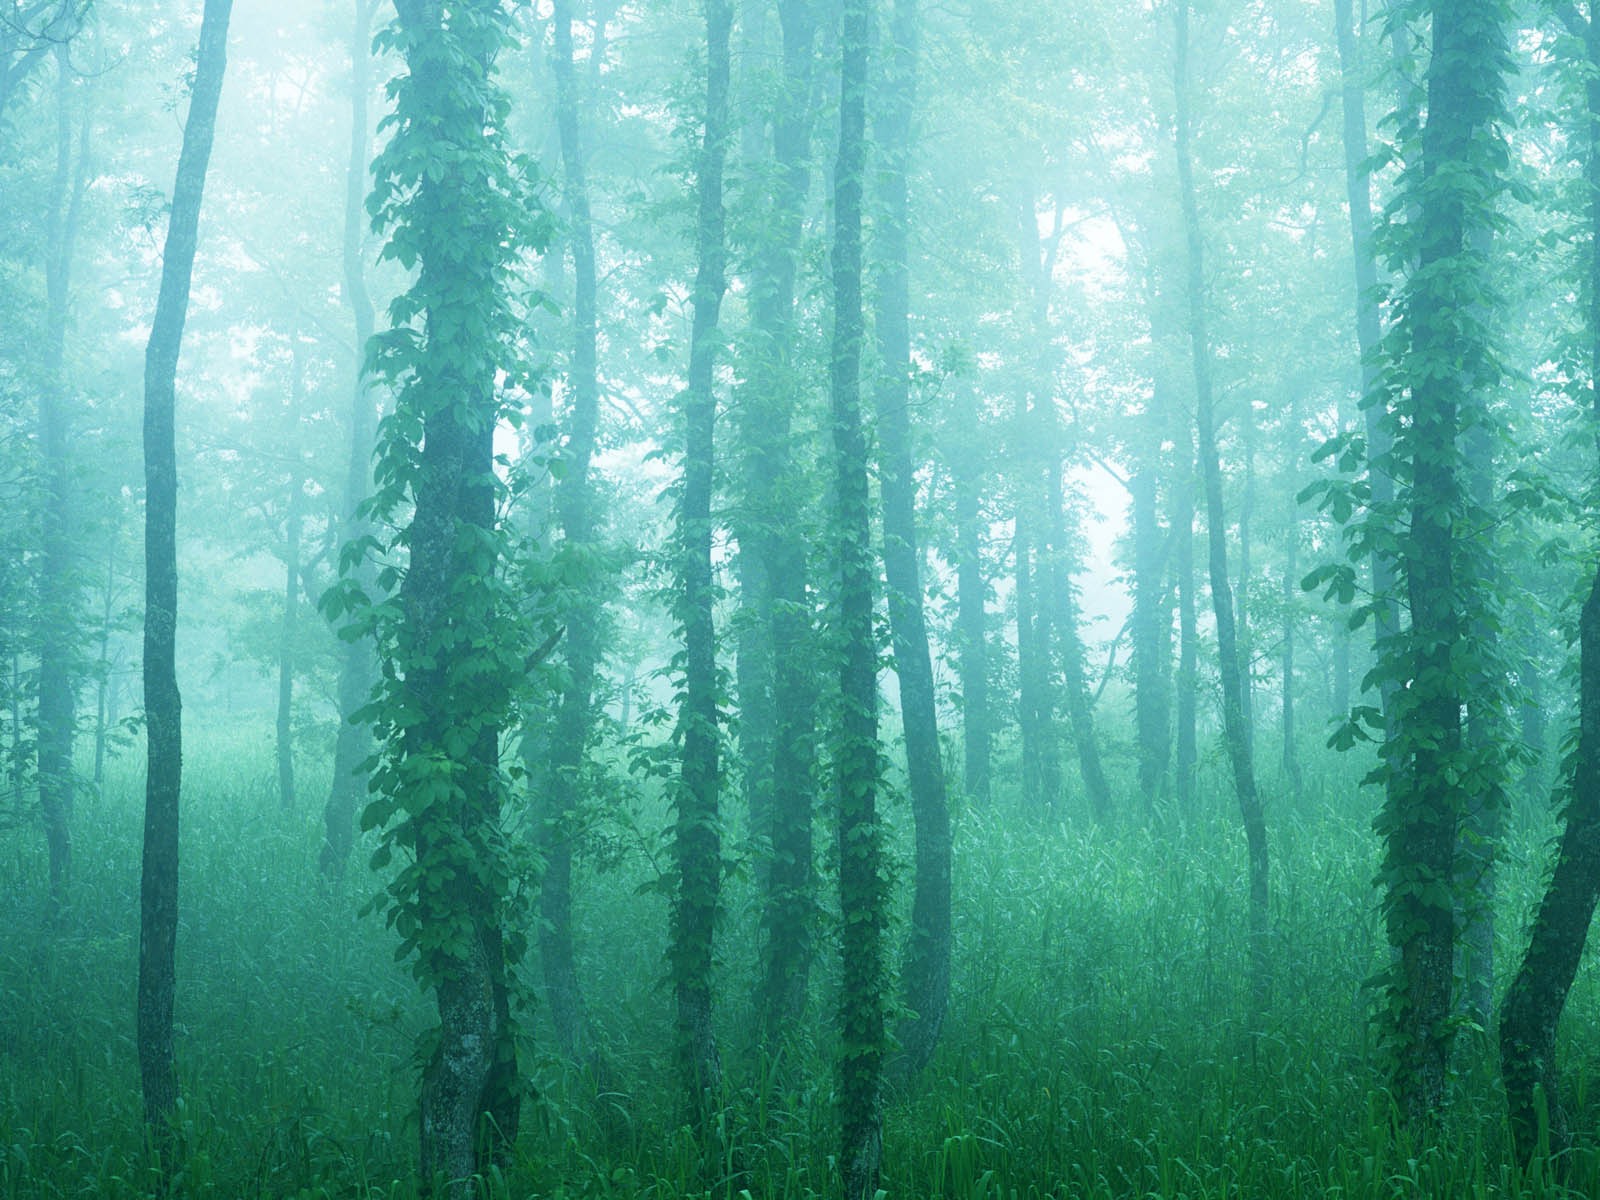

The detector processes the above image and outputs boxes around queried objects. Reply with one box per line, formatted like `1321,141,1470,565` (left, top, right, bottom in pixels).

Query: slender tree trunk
871,0,949,1080
1131,463,1169,814
952,383,991,809
1173,0,1268,1009
276,455,302,812
138,0,232,1160
1048,458,1112,823
37,41,88,909
833,0,885,1184
540,0,607,1063
673,0,731,1131
93,539,115,794
1281,519,1301,796
1500,5,1600,1166
1173,445,1198,818
320,0,379,879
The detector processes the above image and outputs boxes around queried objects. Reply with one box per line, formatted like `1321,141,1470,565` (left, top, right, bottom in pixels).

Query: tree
832,0,885,1186
1499,1,1600,1165
356,0,543,1185
36,36,90,909
871,0,950,1078
1172,0,1267,1007
319,0,380,880
137,0,232,1161
1375,0,1510,1124
670,0,731,1130
537,0,608,1062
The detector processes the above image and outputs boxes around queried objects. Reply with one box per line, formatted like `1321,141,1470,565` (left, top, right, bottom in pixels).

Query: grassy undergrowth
3,728,1598,1198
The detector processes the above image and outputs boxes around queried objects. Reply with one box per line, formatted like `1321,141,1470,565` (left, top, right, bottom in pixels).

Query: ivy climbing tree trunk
320,0,378,879
361,2,541,1187
138,0,231,1162
672,0,731,1133
1499,2,1600,1166
37,40,88,910
540,0,607,1063
871,0,949,1081
1173,0,1268,1008
1380,0,1509,1125
833,0,885,1185
739,0,821,1047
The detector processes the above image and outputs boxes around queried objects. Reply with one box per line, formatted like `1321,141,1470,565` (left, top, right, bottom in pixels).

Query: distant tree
36,38,91,909
1172,0,1267,1007
320,0,379,880
137,0,231,1163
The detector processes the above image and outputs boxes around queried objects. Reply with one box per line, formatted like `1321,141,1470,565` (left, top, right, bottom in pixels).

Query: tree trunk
1382,0,1508,1124
138,0,232,1161
672,0,731,1131
1173,445,1198,818
871,0,950,1081
37,40,88,910
539,0,607,1063
320,0,379,879
1130,463,1169,814
833,0,885,1185
1499,3,1600,1166
1173,0,1268,1010
952,383,991,810
740,0,822,1046
276,455,302,813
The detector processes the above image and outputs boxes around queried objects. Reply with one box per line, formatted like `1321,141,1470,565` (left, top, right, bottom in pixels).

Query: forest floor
3,728,1599,1198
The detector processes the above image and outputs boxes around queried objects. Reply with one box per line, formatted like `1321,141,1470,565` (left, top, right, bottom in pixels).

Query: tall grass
2,728,1596,1197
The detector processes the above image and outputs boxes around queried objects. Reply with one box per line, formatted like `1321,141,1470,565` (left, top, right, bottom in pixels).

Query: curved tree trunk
1500,3,1600,1166
138,0,232,1163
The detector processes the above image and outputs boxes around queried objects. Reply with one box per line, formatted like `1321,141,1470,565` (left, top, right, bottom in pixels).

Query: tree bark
138,0,232,1161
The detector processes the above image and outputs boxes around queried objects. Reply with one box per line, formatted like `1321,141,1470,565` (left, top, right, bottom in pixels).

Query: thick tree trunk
871,0,950,1080
1173,0,1268,1009
1383,0,1508,1124
138,0,232,1160
672,0,731,1131
320,0,379,879
833,0,885,1186
1173,448,1198,818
